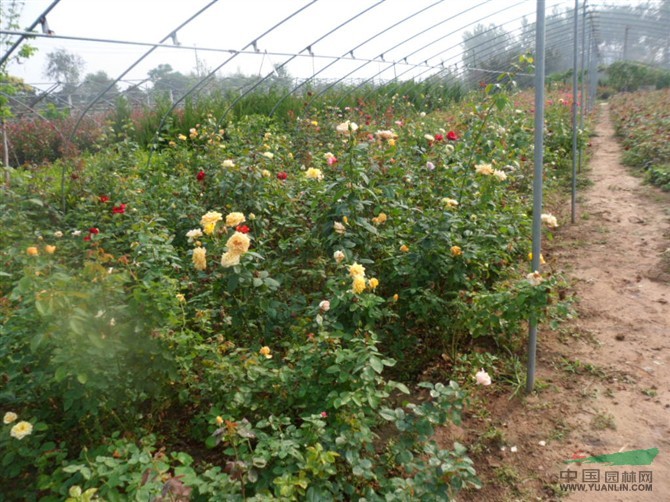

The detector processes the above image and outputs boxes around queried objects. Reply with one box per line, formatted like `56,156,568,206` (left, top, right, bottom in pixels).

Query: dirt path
455,103,670,502
549,103,670,500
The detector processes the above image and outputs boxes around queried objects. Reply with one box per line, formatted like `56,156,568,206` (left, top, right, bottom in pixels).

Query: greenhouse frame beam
305,0,496,105
322,0,531,107
212,0,391,124
67,0,220,140
0,0,61,68
327,0,601,103
61,0,222,211
269,0,448,116
0,29,454,77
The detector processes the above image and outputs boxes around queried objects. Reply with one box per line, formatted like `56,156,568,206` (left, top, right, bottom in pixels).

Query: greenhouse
1,0,669,499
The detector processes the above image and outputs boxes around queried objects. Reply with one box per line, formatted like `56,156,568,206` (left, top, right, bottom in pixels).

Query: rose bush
0,82,579,499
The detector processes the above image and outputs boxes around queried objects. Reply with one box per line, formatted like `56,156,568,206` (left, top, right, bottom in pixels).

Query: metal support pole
2,119,9,187
589,36,597,108
527,0,546,394
580,5,587,124
571,0,579,225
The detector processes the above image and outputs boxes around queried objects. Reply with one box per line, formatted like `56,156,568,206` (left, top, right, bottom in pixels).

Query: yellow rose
305,167,324,181
225,212,246,228
348,263,366,278
26,247,39,256
225,232,250,256
192,247,207,271
220,251,241,268
400,245,409,253
368,277,379,290
450,245,462,257
3,412,18,424
200,211,223,235
259,346,272,359
10,421,33,440
475,163,494,176
352,276,367,294
45,245,56,254
372,212,387,225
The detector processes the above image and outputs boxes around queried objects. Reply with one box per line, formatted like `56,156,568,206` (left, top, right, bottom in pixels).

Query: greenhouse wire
408,3,599,86
66,0,220,140
571,0,579,225
268,0,449,116
0,0,61,68
365,4,588,108
400,2,669,87
377,0,583,83
334,2,624,105
0,28,459,77
5,4,666,107
307,0,493,106
528,0,546,395
213,0,389,125
383,6,586,98
60,0,221,211
332,0,530,107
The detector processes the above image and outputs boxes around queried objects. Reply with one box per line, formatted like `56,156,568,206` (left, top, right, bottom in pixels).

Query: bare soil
446,103,670,501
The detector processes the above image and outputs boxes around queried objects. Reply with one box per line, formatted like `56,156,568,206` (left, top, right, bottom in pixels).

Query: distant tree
462,23,517,87
148,64,193,101
78,71,119,103
44,48,85,93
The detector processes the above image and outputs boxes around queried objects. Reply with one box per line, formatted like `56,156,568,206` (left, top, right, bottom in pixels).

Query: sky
2,0,640,92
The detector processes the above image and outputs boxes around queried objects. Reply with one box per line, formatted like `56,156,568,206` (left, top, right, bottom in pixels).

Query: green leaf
54,366,68,382
77,373,88,384
30,332,46,352
379,408,396,421
369,356,383,374
394,382,411,394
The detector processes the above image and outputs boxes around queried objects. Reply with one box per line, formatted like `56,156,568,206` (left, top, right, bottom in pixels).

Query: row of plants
1,80,580,500
2,80,466,167
604,61,670,93
610,88,670,191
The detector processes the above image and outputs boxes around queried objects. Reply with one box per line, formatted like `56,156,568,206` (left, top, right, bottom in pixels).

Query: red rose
434,134,444,142
99,195,110,203
89,227,100,235
112,204,126,214
235,225,250,234
277,171,288,180
447,131,458,141
83,235,91,241
196,170,206,181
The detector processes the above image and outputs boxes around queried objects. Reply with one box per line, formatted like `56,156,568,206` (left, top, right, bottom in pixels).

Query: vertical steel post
571,0,579,224
589,35,597,108
527,0,546,394
579,3,587,127
579,2,587,174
